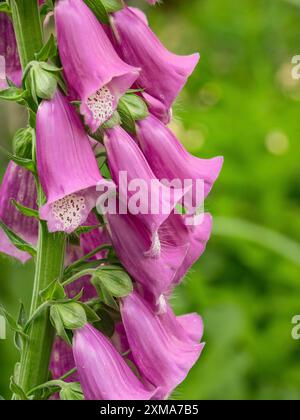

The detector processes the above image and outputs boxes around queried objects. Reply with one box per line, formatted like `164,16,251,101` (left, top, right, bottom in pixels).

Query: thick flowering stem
18,223,66,398
10,0,43,70
9,0,66,399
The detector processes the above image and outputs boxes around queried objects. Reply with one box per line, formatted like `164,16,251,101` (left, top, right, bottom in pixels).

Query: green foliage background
1,0,300,400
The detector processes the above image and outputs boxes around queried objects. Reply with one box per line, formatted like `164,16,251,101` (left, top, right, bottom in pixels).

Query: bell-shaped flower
0,162,38,263
73,323,158,400
0,14,22,86
110,7,199,119
120,292,204,399
104,126,185,240
106,209,188,305
54,0,140,133
137,115,223,213
36,90,114,234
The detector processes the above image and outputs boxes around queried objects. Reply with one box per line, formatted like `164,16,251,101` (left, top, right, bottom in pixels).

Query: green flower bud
50,302,87,332
29,62,58,102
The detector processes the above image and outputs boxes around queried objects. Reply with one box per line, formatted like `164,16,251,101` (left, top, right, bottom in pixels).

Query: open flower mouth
86,86,115,126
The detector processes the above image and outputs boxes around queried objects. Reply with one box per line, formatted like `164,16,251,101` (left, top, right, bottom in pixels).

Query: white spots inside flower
86,86,115,125
145,231,161,258
52,193,86,232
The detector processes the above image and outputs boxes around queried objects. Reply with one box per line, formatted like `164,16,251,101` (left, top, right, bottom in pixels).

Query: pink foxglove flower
0,13,22,86
0,163,38,263
137,115,223,210
121,292,204,399
104,126,185,240
55,0,140,133
106,212,188,306
36,91,113,234
110,7,199,120
73,323,158,400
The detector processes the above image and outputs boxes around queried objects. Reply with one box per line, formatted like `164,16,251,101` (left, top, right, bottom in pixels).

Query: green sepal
11,200,39,220
0,305,28,341
0,2,11,13
84,0,123,24
93,281,119,311
102,110,121,129
12,127,34,160
0,87,26,102
117,93,149,134
35,34,57,62
78,302,101,324
49,305,72,345
59,382,84,401
93,266,133,298
40,279,66,302
51,302,87,331
14,302,27,352
0,220,37,258
0,145,36,172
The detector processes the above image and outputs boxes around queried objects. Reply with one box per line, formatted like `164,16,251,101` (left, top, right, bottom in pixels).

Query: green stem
10,0,43,70
9,0,66,400
18,223,66,398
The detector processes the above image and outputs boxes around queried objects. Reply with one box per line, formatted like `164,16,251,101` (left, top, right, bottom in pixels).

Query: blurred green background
1,0,300,400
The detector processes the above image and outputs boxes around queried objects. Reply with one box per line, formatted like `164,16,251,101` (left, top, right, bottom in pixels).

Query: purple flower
137,115,223,210
120,292,204,399
36,91,113,234
106,212,188,306
73,323,158,400
104,126,185,239
0,13,22,87
55,0,139,133
110,7,199,120
0,162,38,263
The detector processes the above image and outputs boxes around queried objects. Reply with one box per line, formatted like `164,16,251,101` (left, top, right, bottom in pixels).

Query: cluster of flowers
0,0,223,400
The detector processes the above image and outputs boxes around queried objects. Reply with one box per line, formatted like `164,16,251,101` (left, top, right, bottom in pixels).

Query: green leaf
0,2,11,14
0,220,37,258
0,145,36,172
11,200,39,220
52,302,87,330
59,383,84,401
35,34,57,62
118,93,149,134
0,87,26,102
94,266,133,297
